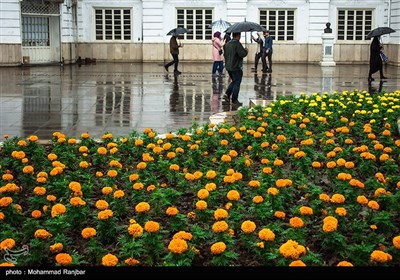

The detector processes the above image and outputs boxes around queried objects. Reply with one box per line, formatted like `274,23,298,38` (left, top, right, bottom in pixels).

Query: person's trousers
226,69,243,102
165,53,179,71
212,61,224,75
262,52,270,72
254,52,262,69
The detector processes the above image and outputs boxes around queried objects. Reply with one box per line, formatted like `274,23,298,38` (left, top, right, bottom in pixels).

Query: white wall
0,0,21,44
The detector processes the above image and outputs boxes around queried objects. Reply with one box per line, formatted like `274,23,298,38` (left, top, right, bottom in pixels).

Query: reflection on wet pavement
0,62,399,140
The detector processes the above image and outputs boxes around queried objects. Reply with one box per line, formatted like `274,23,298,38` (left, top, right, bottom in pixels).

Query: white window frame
176,8,213,41
337,9,373,41
95,8,132,41
260,9,295,41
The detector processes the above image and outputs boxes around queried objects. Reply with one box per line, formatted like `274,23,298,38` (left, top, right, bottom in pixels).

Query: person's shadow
212,76,224,113
166,74,179,112
254,73,272,100
368,80,384,94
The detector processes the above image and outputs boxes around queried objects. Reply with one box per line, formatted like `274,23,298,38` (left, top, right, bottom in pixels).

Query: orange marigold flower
248,180,261,188
128,223,143,238
95,200,109,210
226,190,240,201
214,208,228,220
125,258,140,266
210,242,226,255
274,211,286,219
241,220,256,234
33,186,46,196
337,261,353,266
370,250,392,263
70,197,86,207
195,200,207,210
252,195,264,204
81,227,96,239
51,203,67,218
102,253,118,266
279,239,306,260
319,193,330,202
31,210,42,219
55,253,72,266
367,200,380,210
135,202,150,213
98,209,113,220
322,216,338,232
258,228,275,241
113,190,125,199
356,195,369,205
335,207,347,216
50,243,64,253
144,221,160,233
289,217,304,228
168,238,188,254
262,167,273,174
173,231,193,240
197,189,209,200
34,229,52,239
289,260,306,266
330,193,345,203
299,206,313,216
166,206,179,216
0,238,15,250
46,195,57,202
212,221,229,233
392,236,400,249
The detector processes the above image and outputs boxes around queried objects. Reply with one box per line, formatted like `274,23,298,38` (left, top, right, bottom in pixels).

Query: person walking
251,32,265,72
164,34,182,75
223,32,248,107
368,36,387,83
262,30,273,73
211,31,224,77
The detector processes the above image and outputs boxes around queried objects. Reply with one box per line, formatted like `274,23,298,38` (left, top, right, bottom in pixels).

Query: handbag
213,44,223,55
380,50,388,63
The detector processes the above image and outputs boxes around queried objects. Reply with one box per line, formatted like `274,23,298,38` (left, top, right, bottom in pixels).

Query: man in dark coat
368,36,387,82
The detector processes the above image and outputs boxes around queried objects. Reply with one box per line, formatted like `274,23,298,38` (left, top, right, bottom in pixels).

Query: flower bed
0,90,400,267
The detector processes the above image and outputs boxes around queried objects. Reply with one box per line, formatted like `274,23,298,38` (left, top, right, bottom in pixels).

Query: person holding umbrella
368,36,386,83
164,34,182,75
223,32,248,107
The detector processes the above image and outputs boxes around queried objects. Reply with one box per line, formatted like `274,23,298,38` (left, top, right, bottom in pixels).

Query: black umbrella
225,19,266,33
166,27,192,36
366,26,395,39
207,19,231,31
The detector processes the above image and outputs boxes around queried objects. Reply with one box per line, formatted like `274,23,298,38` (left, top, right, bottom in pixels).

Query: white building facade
0,0,399,66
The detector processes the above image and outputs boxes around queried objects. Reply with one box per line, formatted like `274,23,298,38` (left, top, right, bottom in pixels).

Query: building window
22,17,50,46
337,10,372,41
260,9,295,41
95,9,132,41
177,8,213,41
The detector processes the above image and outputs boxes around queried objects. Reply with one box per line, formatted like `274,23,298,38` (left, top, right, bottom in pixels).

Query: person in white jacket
211,31,225,77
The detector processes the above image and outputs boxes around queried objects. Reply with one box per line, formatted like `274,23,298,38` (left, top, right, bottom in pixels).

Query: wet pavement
0,62,399,140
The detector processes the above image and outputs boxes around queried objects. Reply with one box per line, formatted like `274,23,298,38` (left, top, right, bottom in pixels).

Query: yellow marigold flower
33,186,46,196
22,165,34,174
262,167,273,174
100,186,113,195
392,236,400,249
168,238,188,254
337,260,353,266
195,200,207,210
205,170,217,180
106,169,118,178
225,202,232,210
51,203,66,218
98,209,113,220
210,242,226,255
31,210,42,219
311,161,322,168
34,229,52,239
136,162,147,170
185,173,195,181
220,139,229,146
205,183,217,192
81,227,96,239
221,154,232,162
370,250,392,263
169,164,180,171
367,200,380,210
258,228,275,241
370,225,377,230
289,260,306,266
113,190,124,199
50,243,63,253
125,258,140,266
241,220,256,234
193,171,203,180
102,253,118,266
257,242,265,249
289,217,304,228
144,221,160,233
95,200,109,210
299,206,313,216
279,239,306,259
0,238,16,250
322,216,338,232
166,206,179,216
356,195,369,205
128,223,143,238
226,190,240,201
252,195,264,204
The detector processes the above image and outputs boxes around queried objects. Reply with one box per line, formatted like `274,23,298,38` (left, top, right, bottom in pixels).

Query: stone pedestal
320,33,336,67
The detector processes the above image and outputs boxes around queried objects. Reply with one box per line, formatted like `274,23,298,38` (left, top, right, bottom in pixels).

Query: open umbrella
207,19,231,31
225,19,266,33
366,26,395,39
167,27,192,36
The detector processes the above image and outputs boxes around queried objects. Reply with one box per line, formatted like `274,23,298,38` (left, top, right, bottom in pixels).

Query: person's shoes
267,69,272,73
262,68,268,73
380,76,387,80
164,65,169,72
231,100,243,107
174,70,181,75
368,77,374,82
251,68,257,72
222,93,231,103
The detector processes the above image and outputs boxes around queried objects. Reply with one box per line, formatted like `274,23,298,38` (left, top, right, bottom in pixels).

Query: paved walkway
0,62,399,140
